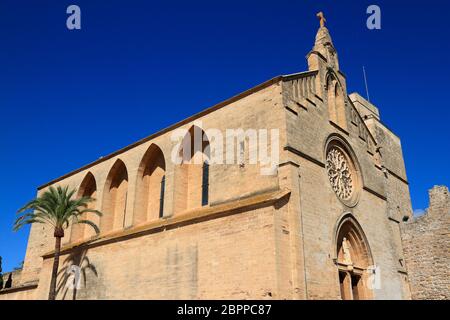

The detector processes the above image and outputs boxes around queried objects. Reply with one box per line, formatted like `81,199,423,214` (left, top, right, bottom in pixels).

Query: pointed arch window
71,172,97,242
101,160,128,233
159,175,166,218
134,144,166,225
174,125,211,214
201,161,209,206
327,75,347,130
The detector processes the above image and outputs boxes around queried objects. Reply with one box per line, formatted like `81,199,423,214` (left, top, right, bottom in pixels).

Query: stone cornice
386,168,409,185
363,186,387,201
284,145,325,168
42,188,291,259
0,282,38,295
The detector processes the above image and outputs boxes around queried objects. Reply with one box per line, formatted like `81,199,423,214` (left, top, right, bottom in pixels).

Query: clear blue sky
0,0,449,272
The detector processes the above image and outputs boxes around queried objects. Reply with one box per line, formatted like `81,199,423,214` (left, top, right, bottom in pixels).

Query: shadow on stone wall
56,248,98,300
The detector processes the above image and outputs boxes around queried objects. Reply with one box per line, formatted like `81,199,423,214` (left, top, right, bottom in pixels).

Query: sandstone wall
18,81,287,299
0,286,37,300
402,186,450,300
0,269,37,300
35,203,282,300
281,69,411,299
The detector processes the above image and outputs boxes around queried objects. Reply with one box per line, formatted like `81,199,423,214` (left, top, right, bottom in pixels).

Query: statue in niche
342,237,353,266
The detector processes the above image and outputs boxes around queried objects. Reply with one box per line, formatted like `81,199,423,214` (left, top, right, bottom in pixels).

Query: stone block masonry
402,186,450,300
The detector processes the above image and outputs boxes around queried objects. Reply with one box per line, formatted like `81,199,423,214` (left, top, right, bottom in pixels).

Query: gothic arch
174,125,210,214
325,70,344,91
326,72,347,130
71,172,98,242
101,159,128,233
134,144,166,225
333,214,374,300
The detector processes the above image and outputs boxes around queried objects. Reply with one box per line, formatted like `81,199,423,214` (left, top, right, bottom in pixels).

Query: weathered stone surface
402,186,450,300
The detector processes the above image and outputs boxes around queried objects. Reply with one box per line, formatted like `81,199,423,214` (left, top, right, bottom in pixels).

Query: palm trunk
48,236,62,300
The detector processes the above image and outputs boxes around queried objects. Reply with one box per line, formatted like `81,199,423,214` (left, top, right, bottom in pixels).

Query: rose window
326,147,354,201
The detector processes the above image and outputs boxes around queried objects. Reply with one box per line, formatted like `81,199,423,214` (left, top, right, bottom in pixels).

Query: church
1,13,418,300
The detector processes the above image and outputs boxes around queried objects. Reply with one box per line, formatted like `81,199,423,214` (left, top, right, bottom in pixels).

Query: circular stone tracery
326,147,354,201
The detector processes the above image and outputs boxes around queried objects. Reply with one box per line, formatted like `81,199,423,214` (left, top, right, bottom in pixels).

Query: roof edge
37,75,283,190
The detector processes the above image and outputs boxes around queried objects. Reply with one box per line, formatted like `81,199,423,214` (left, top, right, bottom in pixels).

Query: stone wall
0,285,37,300
402,186,450,300
18,81,285,289
0,269,21,290
280,28,412,299
35,197,285,300
0,269,38,300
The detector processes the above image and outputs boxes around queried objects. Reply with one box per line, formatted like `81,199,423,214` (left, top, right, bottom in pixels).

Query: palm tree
13,186,102,300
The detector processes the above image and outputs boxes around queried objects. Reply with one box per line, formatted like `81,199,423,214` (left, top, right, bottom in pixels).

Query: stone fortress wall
402,186,450,300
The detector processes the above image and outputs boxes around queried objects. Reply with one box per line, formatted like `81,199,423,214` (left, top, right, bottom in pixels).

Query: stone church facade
1,18,428,300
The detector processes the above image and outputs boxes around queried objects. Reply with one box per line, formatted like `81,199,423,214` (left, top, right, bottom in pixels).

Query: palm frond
79,208,103,217
13,185,102,236
75,220,101,235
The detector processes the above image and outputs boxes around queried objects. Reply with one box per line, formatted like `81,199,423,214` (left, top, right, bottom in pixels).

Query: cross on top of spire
317,12,326,28
309,11,340,71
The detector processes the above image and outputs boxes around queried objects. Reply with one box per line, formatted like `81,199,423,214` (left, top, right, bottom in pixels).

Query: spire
308,12,339,71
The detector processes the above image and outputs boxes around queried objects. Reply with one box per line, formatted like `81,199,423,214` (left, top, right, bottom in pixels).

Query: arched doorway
335,214,374,300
